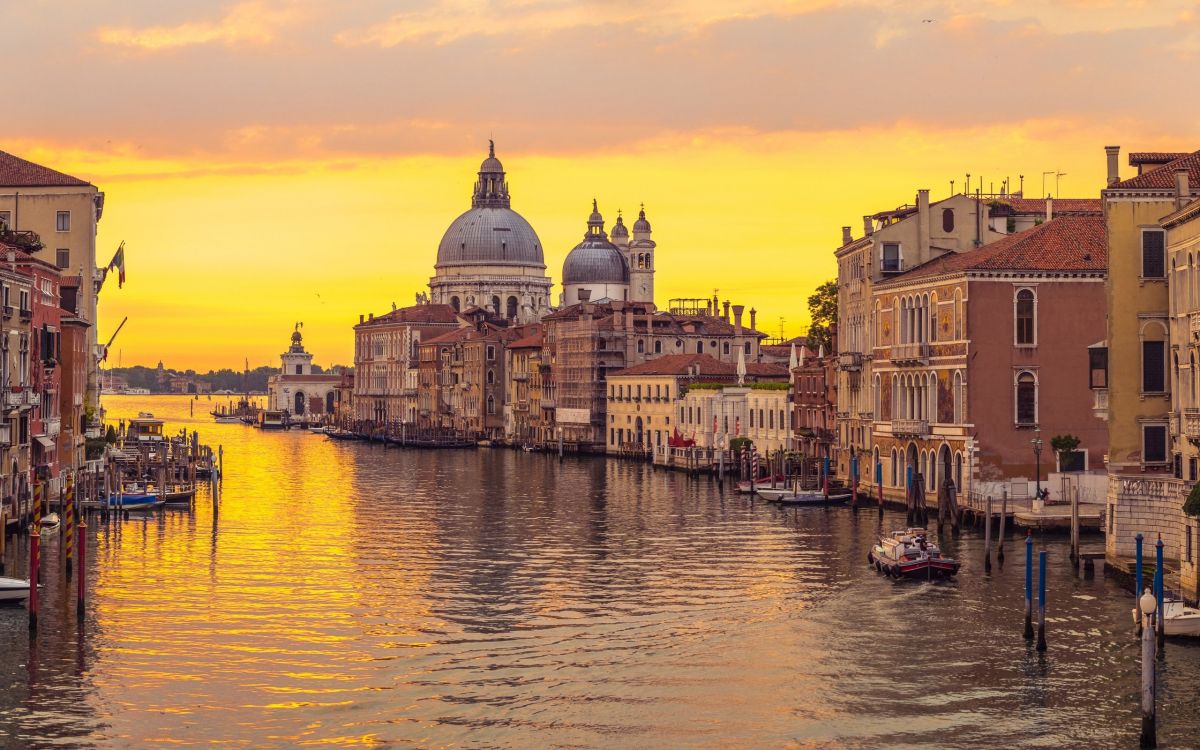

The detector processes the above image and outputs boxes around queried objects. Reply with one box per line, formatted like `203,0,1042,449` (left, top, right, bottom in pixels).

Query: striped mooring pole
64,474,75,578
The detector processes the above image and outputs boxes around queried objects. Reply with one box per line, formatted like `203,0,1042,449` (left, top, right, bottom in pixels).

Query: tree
806,279,837,352
1050,434,1081,472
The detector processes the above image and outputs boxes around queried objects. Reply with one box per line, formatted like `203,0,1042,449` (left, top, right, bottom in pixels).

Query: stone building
428,142,551,322
792,344,835,460
266,326,341,417
869,214,1108,507
1098,146,1200,596
352,303,462,427
561,202,656,306
504,326,544,445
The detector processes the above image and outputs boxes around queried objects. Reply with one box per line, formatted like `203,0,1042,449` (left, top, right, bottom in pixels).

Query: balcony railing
838,352,862,370
891,418,929,437
1185,408,1200,441
892,342,929,365
18,308,30,321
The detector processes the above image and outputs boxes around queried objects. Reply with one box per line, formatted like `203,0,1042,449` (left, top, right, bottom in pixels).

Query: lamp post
1031,427,1043,500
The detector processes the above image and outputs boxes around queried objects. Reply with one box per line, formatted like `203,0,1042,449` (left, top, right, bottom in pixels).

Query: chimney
1045,196,1053,222
723,300,730,322
863,215,873,237
1175,168,1190,210
732,304,745,336
841,226,852,245
916,189,931,259
713,293,719,315
578,288,592,303
359,314,364,324
1105,145,1120,186
749,307,757,332
369,313,374,320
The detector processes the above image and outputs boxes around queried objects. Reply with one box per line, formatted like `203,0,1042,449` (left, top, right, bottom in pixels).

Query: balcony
838,352,863,370
18,308,30,321
1191,312,1200,336
1,306,10,319
541,399,555,409
1093,389,1110,422
513,372,529,381
44,418,60,437
891,418,929,437
26,392,39,407
891,342,929,365
1185,408,1200,441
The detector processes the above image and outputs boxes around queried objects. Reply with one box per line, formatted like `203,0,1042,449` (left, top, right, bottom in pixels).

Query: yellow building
1100,147,1200,582
0,151,103,409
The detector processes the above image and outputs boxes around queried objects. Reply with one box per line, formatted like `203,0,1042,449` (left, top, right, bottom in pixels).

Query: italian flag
108,242,125,287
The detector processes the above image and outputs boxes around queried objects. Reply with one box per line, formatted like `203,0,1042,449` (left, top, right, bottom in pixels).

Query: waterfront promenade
0,395,1197,748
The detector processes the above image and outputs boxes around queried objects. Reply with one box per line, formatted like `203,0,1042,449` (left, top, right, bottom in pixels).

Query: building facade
266,326,342,417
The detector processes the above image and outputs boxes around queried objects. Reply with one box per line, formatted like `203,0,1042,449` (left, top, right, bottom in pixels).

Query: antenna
778,317,786,342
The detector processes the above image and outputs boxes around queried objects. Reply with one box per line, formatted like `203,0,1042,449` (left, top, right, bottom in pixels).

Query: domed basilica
429,141,552,323
427,143,656,319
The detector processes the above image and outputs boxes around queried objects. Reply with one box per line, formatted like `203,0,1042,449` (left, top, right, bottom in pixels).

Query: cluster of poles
23,474,88,632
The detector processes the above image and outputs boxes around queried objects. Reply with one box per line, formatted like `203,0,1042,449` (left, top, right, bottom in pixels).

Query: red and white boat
868,528,960,579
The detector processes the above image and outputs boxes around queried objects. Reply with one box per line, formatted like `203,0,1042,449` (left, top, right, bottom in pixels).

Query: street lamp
1031,426,1043,500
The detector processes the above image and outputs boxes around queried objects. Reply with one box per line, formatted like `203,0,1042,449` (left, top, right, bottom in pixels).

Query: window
1187,525,1194,564
1016,371,1037,425
1015,288,1035,345
1142,229,1166,278
695,341,703,354
1089,346,1108,389
55,249,70,269
486,370,495,385
19,290,28,311
487,396,495,415
953,371,964,424
1059,449,1086,472
1142,340,1166,393
637,339,645,354
56,211,70,232
294,365,302,375
1143,424,1168,464
942,208,955,233
744,342,751,355
486,345,495,360
723,342,730,355
882,243,902,272
654,341,662,354
507,296,518,320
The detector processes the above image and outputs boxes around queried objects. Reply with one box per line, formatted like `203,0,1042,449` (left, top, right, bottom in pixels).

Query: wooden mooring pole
1070,482,1080,566
1037,549,1048,652
997,489,1007,564
76,521,86,623
1135,533,1145,635
1024,530,1034,640
983,496,992,574
1140,588,1157,748
28,531,39,634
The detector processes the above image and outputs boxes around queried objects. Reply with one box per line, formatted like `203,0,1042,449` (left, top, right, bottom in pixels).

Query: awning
34,435,55,450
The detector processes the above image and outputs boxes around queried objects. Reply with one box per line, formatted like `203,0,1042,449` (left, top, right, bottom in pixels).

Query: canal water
0,395,1198,749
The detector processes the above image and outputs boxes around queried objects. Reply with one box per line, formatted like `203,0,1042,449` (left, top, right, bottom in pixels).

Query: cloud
96,0,307,51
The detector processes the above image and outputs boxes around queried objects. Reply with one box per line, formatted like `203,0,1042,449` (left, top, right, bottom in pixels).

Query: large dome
436,207,546,268
562,239,629,284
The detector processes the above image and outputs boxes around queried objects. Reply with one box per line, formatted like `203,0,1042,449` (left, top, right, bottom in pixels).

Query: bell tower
629,204,656,305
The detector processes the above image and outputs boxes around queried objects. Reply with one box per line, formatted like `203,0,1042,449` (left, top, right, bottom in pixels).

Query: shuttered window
1143,424,1167,464
1142,340,1165,392
1015,289,1036,345
1016,372,1037,425
1143,230,1166,278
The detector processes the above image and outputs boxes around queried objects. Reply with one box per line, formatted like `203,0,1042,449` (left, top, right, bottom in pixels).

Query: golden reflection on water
1,395,1199,749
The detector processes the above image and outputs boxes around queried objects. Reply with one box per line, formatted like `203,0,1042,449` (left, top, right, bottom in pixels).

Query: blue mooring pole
1036,550,1047,651
1136,533,1145,634
1156,535,1165,648
1024,530,1034,640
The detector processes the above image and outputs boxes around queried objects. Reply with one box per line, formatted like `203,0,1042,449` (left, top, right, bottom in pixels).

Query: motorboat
0,576,35,602
104,492,165,510
309,425,329,434
39,513,60,532
214,415,241,424
127,416,166,443
258,410,286,430
1131,597,1200,637
163,487,197,505
775,489,852,506
868,528,960,579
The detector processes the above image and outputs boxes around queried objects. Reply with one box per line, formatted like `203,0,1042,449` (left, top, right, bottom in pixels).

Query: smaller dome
563,241,629,285
611,212,628,238
480,139,504,173
291,329,302,343
633,206,651,233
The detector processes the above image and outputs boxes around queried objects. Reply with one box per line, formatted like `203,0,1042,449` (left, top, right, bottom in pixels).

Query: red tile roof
421,326,477,346
610,353,789,379
999,198,1102,215
0,150,91,187
357,303,460,328
1109,149,1200,191
882,215,1106,282
1129,152,1189,166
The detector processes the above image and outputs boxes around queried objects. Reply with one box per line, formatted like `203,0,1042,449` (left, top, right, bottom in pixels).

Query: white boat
1132,598,1200,637
214,415,241,424
754,486,794,501
39,513,60,532
309,425,329,434
776,490,852,506
0,576,34,602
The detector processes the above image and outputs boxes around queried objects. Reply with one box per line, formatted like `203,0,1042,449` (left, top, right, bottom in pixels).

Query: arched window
1141,320,1168,393
654,340,662,354
744,342,752,355
873,447,881,485
486,369,495,385
487,395,495,415
723,342,730,355
637,339,645,354
1016,371,1037,425
450,296,460,312
696,341,703,354
891,448,899,487
953,288,963,340
873,374,881,420
953,371,964,424
507,296,518,320
942,207,955,233
1015,288,1036,345
325,391,334,414
929,292,938,343
491,295,501,314
1191,352,1197,407
954,451,962,488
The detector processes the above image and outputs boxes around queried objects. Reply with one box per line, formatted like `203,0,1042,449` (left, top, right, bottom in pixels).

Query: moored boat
258,410,286,430
39,513,60,532
737,475,787,494
776,489,852,506
0,576,35,602
868,528,960,579
1130,597,1200,637
103,492,165,510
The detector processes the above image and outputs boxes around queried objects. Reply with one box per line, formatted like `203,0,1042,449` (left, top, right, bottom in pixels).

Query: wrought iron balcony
891,418,929,437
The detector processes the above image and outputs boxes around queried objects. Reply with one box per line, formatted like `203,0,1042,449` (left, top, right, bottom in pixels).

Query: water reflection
0,395,1196,748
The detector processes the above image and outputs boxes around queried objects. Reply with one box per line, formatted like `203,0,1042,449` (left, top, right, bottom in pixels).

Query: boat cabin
127,417,165,442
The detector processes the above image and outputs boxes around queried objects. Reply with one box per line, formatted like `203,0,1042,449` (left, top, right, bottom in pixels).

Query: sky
8,0,1200,370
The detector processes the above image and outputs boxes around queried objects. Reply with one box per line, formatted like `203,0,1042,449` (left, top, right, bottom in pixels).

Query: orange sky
9,1,1198,369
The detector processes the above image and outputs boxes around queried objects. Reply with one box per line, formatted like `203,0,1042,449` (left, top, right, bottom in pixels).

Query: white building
266,326,342,417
